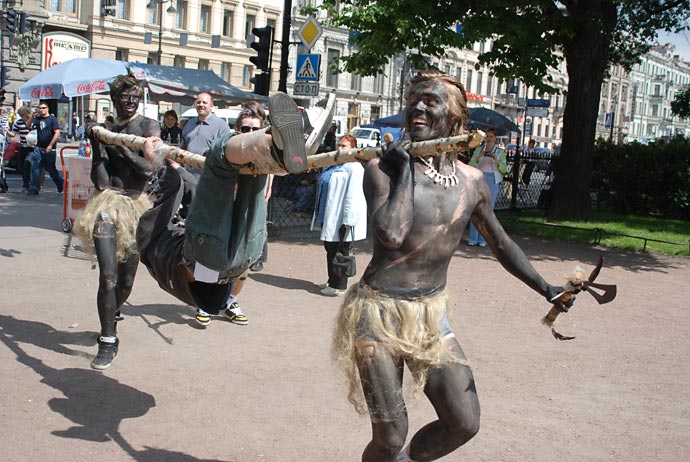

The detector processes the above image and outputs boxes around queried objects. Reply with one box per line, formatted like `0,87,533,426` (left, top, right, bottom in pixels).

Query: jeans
18,146,32,190
468,172,500,245
30,147,63,193
183,133,268,281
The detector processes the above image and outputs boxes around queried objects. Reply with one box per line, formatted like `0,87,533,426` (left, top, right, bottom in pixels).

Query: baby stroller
0,131,8,193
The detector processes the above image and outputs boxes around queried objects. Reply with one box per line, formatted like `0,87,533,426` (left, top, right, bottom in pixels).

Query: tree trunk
549,1,617,221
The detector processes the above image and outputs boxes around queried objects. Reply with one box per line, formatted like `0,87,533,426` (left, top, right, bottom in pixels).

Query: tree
671,88,690,119
317,0,690,220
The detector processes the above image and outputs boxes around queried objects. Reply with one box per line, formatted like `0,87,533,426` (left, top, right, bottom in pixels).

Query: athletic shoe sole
305,91,337,156
269,92,306,174
195,311,211,326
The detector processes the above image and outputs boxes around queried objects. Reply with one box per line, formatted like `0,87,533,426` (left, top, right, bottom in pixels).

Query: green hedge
592,136,690,220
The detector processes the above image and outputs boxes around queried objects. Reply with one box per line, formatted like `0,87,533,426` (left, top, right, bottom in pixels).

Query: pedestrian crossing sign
296,54,320,81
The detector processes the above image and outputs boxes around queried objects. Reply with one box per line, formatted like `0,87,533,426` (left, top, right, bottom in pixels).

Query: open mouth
412,116,428,127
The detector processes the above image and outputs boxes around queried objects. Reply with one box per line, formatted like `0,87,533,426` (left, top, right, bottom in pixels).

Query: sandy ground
1,186,689,462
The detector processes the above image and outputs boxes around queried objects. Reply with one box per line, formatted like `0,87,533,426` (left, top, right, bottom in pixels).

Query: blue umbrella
467,107,520,136
18,58,129,100
374,112,404,127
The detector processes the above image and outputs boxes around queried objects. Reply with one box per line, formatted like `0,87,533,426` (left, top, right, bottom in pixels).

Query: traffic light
1,66,7,88
249,26,273,73
0,89,6,104
18,11,26,34
6,10,17,34
250,73,269,96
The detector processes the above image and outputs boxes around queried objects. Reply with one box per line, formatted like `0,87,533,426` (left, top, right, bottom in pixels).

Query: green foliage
671,88,690,119
591,137,690,220
319,0,690,94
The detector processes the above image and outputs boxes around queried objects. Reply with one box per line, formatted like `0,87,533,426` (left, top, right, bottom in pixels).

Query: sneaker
304,91,336,156
318,282,329,289
195,308,211,326
91,336,119,370
320,286,345,296
249,261,264,272
224,302,249,325
467,241,478,246
477,242,487,247
268,92,306,174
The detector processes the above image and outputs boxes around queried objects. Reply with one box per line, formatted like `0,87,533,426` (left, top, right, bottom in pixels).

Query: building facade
1,0,689,146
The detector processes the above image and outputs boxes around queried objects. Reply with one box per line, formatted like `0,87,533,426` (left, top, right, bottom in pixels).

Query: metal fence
266,150,556,234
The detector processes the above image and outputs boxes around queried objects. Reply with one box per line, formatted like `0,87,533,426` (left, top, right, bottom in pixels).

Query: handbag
332,226,356,278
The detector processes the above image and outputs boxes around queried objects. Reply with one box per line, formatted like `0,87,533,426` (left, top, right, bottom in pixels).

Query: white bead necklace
416,156,459,188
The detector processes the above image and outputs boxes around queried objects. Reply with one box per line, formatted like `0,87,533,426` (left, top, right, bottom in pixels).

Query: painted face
115,87,141,119
404,80,454,141
195,94,213,119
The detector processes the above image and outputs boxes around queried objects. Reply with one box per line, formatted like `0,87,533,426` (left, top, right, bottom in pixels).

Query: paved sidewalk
1,183,689,462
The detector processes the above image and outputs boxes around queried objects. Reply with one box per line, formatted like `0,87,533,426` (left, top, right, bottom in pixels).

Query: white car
349,126,381,148
180,107,244,129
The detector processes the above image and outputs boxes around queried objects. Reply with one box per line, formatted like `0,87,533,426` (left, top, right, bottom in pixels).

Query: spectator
312,134,367,296
29,102,63,195
180,93,231,177
7,106,34,193
322,124,337,152
292,168,320,217
71,112,79,138
160,110,182,146
75,114,93,139
467,127,507,246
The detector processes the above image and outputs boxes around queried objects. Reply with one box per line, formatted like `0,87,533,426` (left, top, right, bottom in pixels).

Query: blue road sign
527,98,550,108
296,54,320,82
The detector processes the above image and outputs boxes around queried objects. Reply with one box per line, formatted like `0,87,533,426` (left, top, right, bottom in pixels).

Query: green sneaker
224,302,249,325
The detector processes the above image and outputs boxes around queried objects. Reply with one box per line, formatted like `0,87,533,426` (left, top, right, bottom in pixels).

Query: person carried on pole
332,70,569,462
134,92,331,339
74,72,161,370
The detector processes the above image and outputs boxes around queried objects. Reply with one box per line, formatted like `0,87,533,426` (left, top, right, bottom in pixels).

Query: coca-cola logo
31,87,55,98
76,80,106,94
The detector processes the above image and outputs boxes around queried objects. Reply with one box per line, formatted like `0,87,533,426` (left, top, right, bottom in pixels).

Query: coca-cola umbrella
18,58,129,100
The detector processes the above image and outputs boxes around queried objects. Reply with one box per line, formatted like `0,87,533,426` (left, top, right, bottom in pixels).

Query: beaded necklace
416,156,459,188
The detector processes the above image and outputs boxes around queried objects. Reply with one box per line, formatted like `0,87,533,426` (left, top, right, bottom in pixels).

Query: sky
656,29,690,62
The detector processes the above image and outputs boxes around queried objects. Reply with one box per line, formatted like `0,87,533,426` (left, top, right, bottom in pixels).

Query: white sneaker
318,282,329,289
320,286,345,296
304,91,336,156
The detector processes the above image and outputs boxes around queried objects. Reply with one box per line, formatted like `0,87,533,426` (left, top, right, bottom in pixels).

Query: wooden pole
91,126,485,175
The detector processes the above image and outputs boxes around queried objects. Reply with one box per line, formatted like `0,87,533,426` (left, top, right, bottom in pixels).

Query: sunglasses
39,106,48,110
239,126,261,133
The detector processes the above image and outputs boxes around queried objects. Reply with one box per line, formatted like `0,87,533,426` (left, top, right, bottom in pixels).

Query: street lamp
147,0,176,65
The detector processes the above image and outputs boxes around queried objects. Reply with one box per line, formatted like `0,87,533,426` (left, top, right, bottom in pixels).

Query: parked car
349,126,381,148
180,107,244,129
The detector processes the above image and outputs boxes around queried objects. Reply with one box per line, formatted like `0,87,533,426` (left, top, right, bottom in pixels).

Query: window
222,9,233,37
486,75,493,97
147,52,157,64
175,1,187,29
198,59,209,71
116,0,129,19
350,73,362,92
200,4,210,33
476,71,483,95
174,55,185,67
456,67,462,81
373,73,385,95
245,14,256,43
220,62,232,81
48,0,76,14
371,106,381,121
465,69,472,94
115,48,129,62
327,49,340,88
147,3,157,25
243,65,252,87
